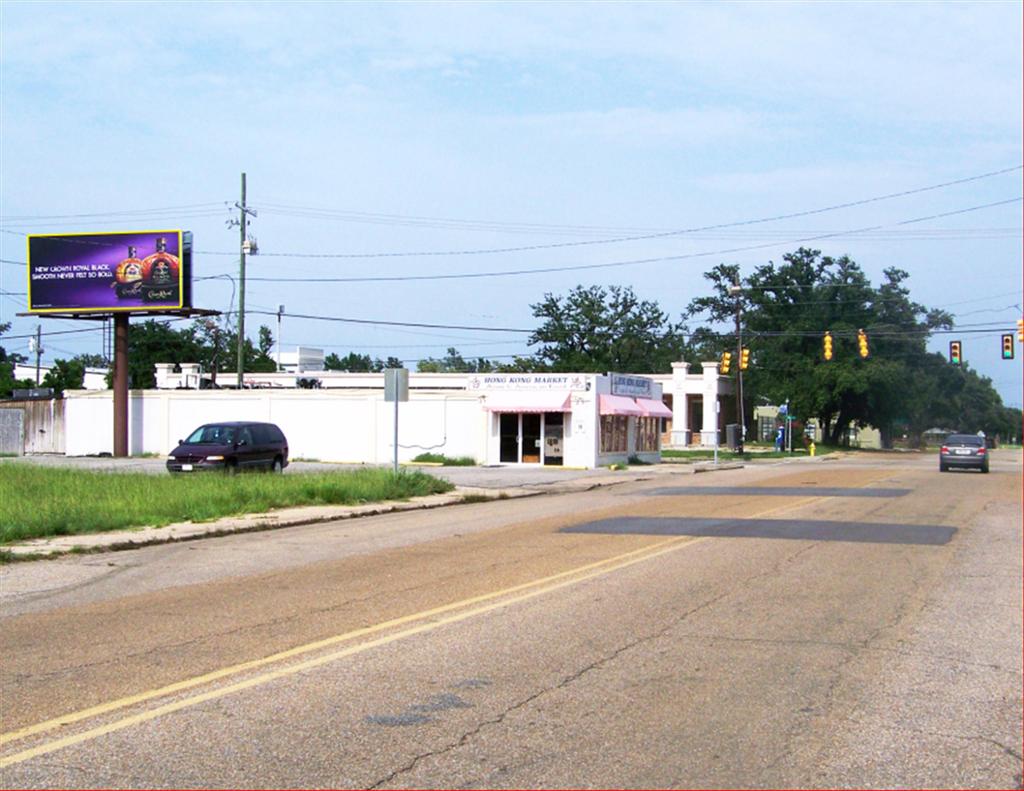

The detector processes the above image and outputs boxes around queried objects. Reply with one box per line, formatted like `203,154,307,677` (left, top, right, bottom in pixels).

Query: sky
1,1,1021,407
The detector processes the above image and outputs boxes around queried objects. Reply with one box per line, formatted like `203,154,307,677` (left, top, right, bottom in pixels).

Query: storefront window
636,417,659,452
600,415,628,453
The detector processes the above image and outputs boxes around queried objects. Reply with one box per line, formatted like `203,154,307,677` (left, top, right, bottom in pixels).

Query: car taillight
940,446,948,454
977,447,986,455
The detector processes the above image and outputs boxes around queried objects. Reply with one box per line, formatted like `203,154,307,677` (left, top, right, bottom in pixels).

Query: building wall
14,364,109,390
65,389,486,462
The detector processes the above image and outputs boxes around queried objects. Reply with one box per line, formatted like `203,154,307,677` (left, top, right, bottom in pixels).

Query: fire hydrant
809,442,816,457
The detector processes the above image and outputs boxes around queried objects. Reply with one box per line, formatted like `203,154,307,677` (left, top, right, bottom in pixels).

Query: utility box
726,423,742,451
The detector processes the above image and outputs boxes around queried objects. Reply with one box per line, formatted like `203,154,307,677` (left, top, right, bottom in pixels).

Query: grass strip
411,453,476,466
0,465,454,544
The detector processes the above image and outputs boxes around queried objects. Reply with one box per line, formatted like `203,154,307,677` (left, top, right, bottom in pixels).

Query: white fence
65,389,487,463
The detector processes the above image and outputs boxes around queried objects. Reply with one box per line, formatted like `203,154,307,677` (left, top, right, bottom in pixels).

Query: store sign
467,374,589,391
609,373,653,398
27,230,189,313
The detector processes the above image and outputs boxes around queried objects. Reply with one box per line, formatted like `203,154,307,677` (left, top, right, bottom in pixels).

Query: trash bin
726,423,741,451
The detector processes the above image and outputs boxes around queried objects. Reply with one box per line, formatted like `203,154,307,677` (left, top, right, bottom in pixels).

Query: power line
248,310,533,334
216,197,1023,284
241,164,1023,255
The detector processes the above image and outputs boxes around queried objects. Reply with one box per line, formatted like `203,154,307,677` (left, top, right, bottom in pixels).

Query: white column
154,363,176,389
670,361,690,446
700,362,721,447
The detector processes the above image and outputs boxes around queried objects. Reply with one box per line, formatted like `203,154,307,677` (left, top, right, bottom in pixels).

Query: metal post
393,394,399,474
731,281,745,447
714,399,720,465
34,325,42,385
113,314,129,457
236,172,247,390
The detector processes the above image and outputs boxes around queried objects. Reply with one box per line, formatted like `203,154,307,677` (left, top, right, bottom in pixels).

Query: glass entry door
521,414,542,463
497,412,565,465
499,414,519,463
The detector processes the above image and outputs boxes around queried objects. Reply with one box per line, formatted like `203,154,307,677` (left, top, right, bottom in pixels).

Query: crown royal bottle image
112,246,144,299
141,237,180,302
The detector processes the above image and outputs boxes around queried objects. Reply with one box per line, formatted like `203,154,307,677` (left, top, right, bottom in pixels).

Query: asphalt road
1,452,1020,788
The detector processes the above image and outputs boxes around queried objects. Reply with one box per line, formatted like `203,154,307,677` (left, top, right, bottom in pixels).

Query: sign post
384,368,409,473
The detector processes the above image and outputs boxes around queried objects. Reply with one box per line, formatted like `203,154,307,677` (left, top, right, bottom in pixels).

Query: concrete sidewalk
2,461,743,559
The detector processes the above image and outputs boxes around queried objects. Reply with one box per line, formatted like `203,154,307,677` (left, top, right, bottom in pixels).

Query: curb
1,463,747,561
1,486,536,560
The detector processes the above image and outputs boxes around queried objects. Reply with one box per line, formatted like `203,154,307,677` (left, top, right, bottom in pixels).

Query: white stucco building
60,361,734,467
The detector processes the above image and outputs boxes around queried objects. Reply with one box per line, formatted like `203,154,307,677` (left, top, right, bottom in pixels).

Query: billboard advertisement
27,230,190,313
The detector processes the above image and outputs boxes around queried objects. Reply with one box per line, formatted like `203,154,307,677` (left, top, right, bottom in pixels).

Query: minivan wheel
271,457,284,474
227,460,239,475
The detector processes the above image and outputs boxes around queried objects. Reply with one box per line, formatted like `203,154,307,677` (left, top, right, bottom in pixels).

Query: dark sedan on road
167,421,289,473
939,433,989,473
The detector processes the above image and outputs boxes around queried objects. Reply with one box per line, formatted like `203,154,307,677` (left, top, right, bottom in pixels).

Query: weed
0,466,454,544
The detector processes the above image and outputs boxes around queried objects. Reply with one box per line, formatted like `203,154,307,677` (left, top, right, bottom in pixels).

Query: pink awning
599,394,643,416
635,397,673,418
484,391,571,413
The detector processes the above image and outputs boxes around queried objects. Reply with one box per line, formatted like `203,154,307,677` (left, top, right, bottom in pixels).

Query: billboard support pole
113,313,129,457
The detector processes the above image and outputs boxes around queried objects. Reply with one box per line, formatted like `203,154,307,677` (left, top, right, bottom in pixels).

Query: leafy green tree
687,249,952,445
325,352,374,372
417,348,496,373
0,322,34,397
41,358,87,396
528,285,688,373
325,352,405,372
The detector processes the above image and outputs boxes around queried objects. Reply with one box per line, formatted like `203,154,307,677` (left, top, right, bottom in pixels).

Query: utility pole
729,279,745,448
236,173,247,390
33,325,43,385
277,304,285,372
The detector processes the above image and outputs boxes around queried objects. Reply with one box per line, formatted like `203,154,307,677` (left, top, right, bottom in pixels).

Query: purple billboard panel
27,231,186,313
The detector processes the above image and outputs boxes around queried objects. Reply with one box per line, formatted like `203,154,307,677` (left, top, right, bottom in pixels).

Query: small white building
14,363,109,390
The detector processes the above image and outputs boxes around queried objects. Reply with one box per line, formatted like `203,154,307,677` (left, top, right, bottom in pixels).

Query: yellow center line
0,489,855,768
1,535,702,768
1,536,685,750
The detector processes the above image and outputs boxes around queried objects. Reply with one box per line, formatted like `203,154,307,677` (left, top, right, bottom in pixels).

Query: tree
528,285,688,373
417,348,496,373
41,358,87,396
325,352,375,372
686,249,953,445
325,352,405,372
0,322,34,397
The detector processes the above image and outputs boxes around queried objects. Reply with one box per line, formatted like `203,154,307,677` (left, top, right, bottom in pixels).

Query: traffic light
823,331,833,361
739,347,750,370
857,328,869,358
949,340,962,365
719,351,732,375
1002,334,1015,360
1017,318,1023,342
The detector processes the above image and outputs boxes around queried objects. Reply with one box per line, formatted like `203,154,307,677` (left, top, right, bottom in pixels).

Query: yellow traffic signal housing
823,332,833,361
1017,318,1023,342
739,347,750,370
1002,334,1015,360
857,328,869,358
949,340,962,365
719,351,732,375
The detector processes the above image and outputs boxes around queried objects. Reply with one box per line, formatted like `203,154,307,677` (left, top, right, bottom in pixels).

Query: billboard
27,230,190,313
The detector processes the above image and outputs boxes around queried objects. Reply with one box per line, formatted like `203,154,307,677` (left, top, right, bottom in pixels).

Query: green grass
662,449,808,461
0,465,455,544
411,453,477,466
